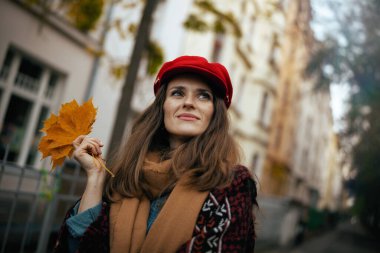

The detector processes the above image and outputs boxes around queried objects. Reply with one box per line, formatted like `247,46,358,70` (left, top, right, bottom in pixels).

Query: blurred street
1,0,380,252
258,221,380,253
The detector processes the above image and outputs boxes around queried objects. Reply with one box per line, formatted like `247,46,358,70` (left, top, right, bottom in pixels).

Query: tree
307,0,380,235
107,0,160,155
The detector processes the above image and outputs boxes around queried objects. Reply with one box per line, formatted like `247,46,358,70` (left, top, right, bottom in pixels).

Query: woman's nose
183,95,195,107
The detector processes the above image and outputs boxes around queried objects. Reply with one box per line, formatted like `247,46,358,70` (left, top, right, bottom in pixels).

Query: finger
91,138,104,149
94,138,104,147
73,135,86,149
83,143,98,156
82,137,103,148
84,139,103,155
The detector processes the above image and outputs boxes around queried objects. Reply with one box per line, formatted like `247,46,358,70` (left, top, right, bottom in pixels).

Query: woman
54,56,258,253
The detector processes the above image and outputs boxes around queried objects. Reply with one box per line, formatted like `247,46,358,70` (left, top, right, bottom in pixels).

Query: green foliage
110,64,128,80
349,88,380,236
128,23,137,34
25,0,105,32
183,14,209,32
113,18,127,39
307,0,380,235
184,0,241,37
304,39,342,91
66,0,104,31
213,19,226,34
146,41,164,75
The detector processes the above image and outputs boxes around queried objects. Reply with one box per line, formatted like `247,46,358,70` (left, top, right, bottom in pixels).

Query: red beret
154,55,233,108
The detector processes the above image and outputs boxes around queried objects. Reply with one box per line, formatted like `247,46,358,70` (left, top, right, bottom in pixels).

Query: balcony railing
0,160,86,253
14,73,40,93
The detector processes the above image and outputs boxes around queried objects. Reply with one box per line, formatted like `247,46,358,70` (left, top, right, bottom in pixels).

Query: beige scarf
109,152,209,253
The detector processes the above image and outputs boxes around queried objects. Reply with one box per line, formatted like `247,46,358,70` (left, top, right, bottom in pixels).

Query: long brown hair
104,82,241,200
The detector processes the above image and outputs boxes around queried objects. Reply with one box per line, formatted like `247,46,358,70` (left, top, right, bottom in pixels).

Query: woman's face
163,75,214,148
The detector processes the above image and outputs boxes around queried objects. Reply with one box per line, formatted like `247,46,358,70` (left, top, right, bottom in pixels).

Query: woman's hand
72,135,106,213
72,135,105,179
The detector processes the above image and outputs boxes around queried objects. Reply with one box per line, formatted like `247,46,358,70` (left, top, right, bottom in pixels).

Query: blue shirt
66,194,169,252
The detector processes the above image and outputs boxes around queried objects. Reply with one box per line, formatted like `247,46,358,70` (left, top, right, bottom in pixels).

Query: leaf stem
92,155,115,177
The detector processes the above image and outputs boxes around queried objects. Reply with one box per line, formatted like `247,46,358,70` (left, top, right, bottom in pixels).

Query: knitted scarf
109,152,209,253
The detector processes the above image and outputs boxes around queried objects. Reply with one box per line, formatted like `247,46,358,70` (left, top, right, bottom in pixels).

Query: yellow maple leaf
38,98,97,170
41,113,58,133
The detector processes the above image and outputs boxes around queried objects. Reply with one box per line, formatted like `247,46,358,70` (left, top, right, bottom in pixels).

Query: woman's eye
199,92,212,100
171,90,183,96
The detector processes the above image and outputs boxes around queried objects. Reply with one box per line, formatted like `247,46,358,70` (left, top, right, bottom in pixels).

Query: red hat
154,55,233,108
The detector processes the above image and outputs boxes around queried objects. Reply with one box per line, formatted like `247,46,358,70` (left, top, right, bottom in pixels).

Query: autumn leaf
38,98,97,170
40,113,58,133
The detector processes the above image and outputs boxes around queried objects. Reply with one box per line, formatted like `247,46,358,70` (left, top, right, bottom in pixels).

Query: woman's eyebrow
169,85,185,90
197,88,213,93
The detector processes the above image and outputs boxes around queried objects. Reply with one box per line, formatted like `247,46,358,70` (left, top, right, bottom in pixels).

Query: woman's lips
177,113,199,121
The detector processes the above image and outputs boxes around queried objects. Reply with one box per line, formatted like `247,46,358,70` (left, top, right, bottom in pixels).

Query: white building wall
292,78,335,206
90,59,123,155
318,128,342,211
0,0,106,168
0,1,93,104
152,0,195,61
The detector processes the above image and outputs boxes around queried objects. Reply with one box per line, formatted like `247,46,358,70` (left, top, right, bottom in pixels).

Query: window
309,188,319,208
0,49,14,81
15,57,43,93
235,75,246,112
46,72,60,99
251,152,263,178
26,106,49,166
0,95,32,162
0,47,64,167
259,91,269,124
301,148,309,173
268,33,280,69
251,153,259,171
211,33,225,62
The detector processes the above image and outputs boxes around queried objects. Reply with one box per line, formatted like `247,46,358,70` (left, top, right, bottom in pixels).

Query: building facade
0,0,111,168
260,0,341,245
0,1,121,250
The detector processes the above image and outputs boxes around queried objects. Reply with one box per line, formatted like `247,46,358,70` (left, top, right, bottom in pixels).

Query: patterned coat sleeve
178,165,258,253
53,200,110,253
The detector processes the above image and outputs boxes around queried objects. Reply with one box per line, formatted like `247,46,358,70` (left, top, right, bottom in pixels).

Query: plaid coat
54,166,257,253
